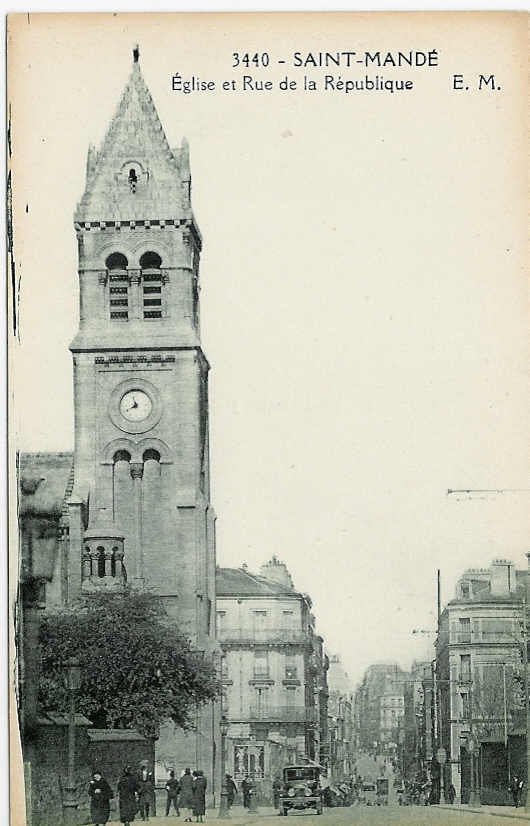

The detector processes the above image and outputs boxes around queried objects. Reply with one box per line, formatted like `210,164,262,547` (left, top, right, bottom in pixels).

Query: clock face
119,390,153,422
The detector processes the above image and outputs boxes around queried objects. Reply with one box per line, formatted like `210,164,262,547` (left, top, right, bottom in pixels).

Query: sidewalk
105,806,279,825
435,804,530,820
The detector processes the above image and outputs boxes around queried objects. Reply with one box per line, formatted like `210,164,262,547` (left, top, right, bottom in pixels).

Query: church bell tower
68,46,218,779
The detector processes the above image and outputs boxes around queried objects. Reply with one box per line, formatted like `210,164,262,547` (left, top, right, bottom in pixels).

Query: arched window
140,251,162,269
106,253,129,321
97,546,105,578
143,448,161,462
140,252,163,320
114,450,131,463
106,252,128,270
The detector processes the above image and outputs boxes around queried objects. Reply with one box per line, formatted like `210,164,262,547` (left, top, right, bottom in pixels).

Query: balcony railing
248,705,317,723
217,627,310,644
451,631,519,645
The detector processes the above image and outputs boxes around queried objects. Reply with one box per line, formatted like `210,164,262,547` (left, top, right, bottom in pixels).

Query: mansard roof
75,52,191,223
216,566,301,598
18,452,74,521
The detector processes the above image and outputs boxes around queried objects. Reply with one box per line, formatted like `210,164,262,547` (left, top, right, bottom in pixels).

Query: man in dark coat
193,770,207,823
88,770,113,826
118,766,139,826
180,767,195,822
165,770,180,816
241,777,252,809
510,775,524,808
137,761,155,821
226,774,237,809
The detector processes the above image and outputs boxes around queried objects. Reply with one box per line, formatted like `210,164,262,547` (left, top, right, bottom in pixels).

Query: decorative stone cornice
94,353,176,365
74,217,195,232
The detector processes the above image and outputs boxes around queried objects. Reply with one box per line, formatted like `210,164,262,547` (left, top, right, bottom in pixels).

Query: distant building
380,673,406,750
326,655,354,780
402,661,433,782
354,664,407,755
436,559,525,805
216,558,328,799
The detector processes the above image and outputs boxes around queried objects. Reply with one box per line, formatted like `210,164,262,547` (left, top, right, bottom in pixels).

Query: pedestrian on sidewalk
510,775,524,807
165,770,180,816
193,769,207,823
137,761,155,821
226,774,237,809
241,777,252,809
88,770,114,826
447,783,456,804
118,766,139,826
180,767,195,822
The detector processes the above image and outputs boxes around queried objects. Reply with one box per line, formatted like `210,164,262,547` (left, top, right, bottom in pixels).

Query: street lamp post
218,715,230,819
62,657,82,826
466,733,481,807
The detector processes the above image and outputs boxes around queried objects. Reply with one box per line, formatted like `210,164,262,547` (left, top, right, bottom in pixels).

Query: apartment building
436,559,525,804
216,558,328,800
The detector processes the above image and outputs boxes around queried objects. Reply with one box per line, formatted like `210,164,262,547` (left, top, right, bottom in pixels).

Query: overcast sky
10,13,529,687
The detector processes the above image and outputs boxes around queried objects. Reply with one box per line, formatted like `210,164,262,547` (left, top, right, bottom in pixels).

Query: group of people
224,774,255,809
165,768,208,822
88,763,208,826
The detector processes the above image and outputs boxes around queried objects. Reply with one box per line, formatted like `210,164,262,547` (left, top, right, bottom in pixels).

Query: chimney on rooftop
490,559,515,595
259,555,294,589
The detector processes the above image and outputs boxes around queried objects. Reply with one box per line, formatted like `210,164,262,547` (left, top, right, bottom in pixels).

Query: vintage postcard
7,12,529,826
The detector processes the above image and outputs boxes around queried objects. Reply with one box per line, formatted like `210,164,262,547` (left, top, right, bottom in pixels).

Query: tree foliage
39,590,221,737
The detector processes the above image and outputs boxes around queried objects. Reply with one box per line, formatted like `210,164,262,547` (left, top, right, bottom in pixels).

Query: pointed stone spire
75,47,190,223
85,143,97,180
180,136,191,207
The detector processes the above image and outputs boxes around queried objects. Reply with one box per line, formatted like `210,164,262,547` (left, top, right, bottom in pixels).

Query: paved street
103,804,530,826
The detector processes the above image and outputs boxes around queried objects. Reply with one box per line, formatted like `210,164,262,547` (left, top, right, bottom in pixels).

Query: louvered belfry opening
106,253,129,320
140,251,163,319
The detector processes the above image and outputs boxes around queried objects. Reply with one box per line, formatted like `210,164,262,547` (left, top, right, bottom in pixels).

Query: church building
19,46,220,788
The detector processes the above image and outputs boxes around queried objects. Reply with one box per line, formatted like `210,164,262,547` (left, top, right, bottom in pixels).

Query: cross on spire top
133,44,140,63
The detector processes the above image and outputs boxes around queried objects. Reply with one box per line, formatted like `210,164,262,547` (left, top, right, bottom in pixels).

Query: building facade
402,660,433,783
354,664,407,755
436,559,525,804
326,655,355,781
216,558,328,800
19,49,220,788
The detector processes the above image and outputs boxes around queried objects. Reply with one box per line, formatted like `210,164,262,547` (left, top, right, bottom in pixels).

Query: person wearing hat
88,770,113,826
192,770,207,823
165,769,180,817
180,767,195,822
137,761,155,821
118,766,139,826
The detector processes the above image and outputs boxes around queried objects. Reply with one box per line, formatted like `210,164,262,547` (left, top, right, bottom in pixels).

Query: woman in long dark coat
88,770,113,826
180,767,195,822
118,766,139,826
193,770,207,823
